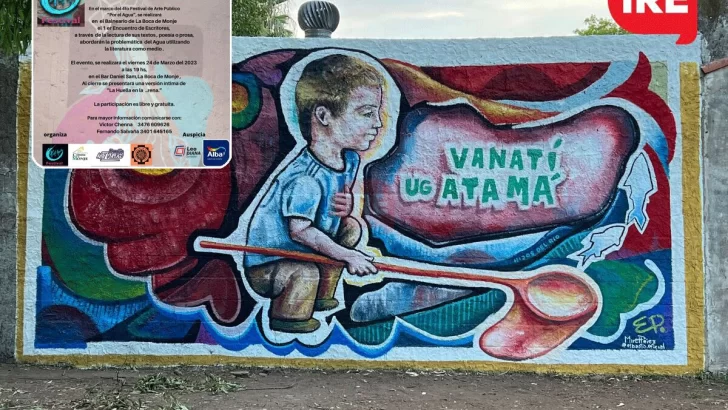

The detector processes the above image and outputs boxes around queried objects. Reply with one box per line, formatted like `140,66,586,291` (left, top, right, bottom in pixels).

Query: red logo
609,0,697,44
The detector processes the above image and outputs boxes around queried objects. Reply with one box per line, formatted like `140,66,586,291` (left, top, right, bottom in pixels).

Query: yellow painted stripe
16,354,703,375
680,62,705,370
15,61,31,360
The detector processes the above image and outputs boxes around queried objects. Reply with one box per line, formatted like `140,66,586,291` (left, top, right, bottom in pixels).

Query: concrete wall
701,0,728,372
12,36,706,373
704,66,728,372
0,53,19,361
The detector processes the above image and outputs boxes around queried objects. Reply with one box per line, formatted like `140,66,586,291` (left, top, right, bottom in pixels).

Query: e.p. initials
609,0,697,44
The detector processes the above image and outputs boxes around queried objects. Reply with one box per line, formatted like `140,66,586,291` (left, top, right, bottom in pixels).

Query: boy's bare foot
314,298,339,311
269,318,321,333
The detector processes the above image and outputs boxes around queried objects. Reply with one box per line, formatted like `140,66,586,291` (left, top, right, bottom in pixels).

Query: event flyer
32,0,231,168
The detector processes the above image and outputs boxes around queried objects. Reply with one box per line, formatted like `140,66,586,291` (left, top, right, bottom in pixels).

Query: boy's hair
295,54,384,141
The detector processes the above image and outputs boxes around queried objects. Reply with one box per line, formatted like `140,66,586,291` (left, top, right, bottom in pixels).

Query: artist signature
621,335,666,350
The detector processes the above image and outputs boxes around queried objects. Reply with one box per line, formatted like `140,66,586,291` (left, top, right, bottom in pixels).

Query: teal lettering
510,150,524,171
533,175,554,205
421,180,432,196
507,176,529,206
471,148,484,168
450,148,468,170
548,152,557,171
441,178,459,200
461,177,479,200
481,178,499,204
405,178,420,197
489,147,506,169
527,149,543,170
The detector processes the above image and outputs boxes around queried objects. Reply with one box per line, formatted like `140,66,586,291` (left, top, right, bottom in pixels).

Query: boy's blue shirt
244,148,360,268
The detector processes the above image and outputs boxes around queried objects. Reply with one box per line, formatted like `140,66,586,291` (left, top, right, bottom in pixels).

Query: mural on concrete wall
22,38,702,365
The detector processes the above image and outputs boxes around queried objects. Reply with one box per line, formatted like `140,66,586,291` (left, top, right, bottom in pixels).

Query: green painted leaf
585,260,659,337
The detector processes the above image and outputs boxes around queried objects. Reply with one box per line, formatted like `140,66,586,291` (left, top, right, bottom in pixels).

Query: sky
288,0,613,39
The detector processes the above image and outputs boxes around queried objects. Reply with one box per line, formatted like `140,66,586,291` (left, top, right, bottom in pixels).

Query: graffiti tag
633,314,667,335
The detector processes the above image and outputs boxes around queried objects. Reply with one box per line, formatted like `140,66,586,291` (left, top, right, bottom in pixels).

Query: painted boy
244,54,384,333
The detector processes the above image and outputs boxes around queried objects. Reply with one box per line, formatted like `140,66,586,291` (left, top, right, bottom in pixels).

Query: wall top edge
231,35,703,66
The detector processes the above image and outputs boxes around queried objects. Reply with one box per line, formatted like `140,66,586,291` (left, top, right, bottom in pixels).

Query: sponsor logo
609,0,697,44
72,146,88,161
42,144,68,166
131,144,153,166
96,148,125,162
203,140,230,166
40,0,81,15
38,0,84,27
186,146,201,157
174,145,202,158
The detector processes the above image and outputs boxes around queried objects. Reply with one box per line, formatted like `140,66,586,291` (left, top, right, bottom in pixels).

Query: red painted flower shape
68,168,243,323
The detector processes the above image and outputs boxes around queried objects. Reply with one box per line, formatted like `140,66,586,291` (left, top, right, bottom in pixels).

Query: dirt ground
1,364,728,410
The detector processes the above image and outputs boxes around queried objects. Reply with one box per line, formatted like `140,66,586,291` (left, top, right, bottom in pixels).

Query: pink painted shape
479,292,595,361
367,105,638,244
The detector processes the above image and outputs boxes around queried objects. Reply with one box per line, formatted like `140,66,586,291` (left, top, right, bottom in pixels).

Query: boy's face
327,85,383,151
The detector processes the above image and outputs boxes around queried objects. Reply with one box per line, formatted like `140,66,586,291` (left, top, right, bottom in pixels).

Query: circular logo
41,0,81,16
45,146,64,161
132,145,152,165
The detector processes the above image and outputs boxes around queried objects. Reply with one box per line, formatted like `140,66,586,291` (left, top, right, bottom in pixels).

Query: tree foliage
699,0,728,22
574,15,628,36
0,0,31,56
232,0,294,37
